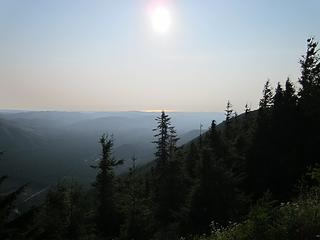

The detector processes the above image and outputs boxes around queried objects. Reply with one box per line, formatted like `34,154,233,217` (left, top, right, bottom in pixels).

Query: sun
150,5,172,34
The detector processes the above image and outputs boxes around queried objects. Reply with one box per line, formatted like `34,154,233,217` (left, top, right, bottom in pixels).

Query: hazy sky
0,0,319,112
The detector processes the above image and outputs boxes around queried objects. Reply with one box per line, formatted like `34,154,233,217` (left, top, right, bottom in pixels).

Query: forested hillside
0,112,223,190
1,38,320,240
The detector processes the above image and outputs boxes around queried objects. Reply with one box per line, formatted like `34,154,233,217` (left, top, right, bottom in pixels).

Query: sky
0,0,320,112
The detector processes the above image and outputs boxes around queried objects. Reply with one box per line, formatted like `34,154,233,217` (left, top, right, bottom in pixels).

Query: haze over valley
0,110,223,190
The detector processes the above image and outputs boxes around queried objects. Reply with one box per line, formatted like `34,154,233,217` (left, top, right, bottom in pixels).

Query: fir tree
151,111,183,238
284,78,297,107
152,111,172,167
247,80,274,195
168,125,179,160
120,157,153,240
92,134,123,239
224,100,233,139
298,38,320,167
209,120,224,159
243,103,251,130
299,37,320,103
270,79,300,195
225,100,233,124
273,82,284,112
259,80,273,109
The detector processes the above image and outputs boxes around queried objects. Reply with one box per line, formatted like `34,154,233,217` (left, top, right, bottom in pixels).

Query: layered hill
0,111,224,191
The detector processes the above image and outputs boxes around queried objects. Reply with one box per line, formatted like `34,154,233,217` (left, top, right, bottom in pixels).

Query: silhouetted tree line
1,38,320,239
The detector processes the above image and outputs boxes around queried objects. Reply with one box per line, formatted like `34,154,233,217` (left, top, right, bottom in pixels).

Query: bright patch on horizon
143,109,176,113
149,5,172,34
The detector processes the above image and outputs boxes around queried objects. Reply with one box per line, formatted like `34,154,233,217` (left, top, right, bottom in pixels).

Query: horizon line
0,108,224,113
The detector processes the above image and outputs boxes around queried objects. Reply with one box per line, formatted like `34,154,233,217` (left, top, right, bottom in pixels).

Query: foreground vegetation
1,37,320,239
194,172,320,240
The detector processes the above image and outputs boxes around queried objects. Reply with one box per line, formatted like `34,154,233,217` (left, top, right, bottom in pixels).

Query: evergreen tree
243,103,251,130
168,125,179,160
92,134,123,239
299,37,320,103
247,80,274,195
298,38,320,167
224,100,233,139
259,80,273,109
187,148,244,235
209,120,225,159
152,111,172,167
151,111,184,239
225,100,233,124
284,78,298,108
273,82,284,113
269,82,287,194
271,79,299,196
120,157,153,240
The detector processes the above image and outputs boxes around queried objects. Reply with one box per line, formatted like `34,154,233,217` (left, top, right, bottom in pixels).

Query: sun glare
150,5,171,34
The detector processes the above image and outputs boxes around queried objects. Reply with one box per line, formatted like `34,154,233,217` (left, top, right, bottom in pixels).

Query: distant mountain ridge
0,111,224,191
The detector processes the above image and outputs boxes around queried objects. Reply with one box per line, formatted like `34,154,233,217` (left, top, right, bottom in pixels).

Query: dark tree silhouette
259,80,273,109
298,37,320,167
92,134,123,239
152,111,172,167
224,100,233,139
151,111,184,239
120,157,153,240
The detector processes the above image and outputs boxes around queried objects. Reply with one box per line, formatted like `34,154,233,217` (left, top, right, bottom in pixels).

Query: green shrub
193,188,320,240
